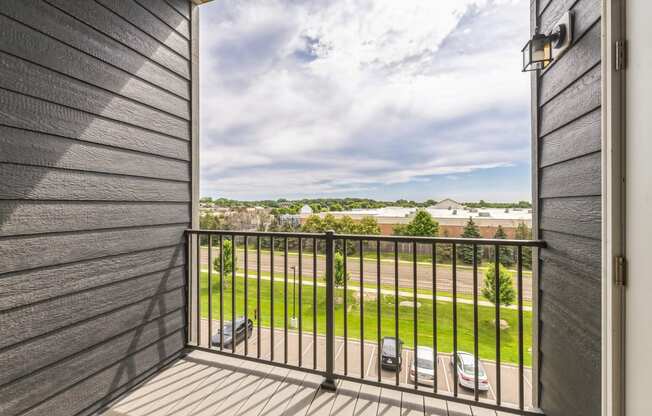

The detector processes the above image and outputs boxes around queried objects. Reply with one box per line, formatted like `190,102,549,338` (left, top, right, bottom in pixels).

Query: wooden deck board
100,350,521,416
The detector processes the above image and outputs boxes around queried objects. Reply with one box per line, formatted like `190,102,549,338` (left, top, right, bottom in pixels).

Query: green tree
329,203,343,212
481,263,516,307
405,210,439,236
436,229,453,262
355,216,381,235
514,222,533,269
459,218,481,264
213,239,236,287
334,251,349,288
393,210,439,236
493,225,514,266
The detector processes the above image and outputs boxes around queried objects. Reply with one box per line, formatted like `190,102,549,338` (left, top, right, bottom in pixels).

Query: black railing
185,229,545,415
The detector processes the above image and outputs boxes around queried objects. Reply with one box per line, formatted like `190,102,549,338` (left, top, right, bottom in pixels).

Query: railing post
322,230,337,391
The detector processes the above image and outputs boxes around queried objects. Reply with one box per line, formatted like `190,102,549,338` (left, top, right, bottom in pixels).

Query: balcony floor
99,350,511,416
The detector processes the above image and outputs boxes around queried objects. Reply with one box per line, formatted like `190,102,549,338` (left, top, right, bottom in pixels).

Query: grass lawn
230,268,534,307
199,270,532,367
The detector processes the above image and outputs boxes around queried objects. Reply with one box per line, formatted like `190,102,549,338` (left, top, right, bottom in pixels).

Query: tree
334,251,349,288
493,225,514,266
393,210,439,236
458,218,481,264
405,210,439,236
355,216,381,235
514,222,533,269
329,203,343,212
213,238,236,287
436,229,453,262
481,263,515,307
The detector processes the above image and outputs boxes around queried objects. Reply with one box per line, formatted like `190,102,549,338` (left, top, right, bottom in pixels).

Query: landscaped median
198,269,533,367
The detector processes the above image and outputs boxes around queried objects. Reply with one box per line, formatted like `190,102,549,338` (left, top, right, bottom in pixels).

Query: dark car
211,317,254,349
380,336,403,370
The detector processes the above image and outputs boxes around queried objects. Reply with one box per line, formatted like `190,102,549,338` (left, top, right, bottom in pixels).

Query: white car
408,347,436,386
450,351,489,391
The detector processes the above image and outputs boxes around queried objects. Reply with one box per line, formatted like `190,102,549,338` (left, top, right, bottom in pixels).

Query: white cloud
199,0,531,199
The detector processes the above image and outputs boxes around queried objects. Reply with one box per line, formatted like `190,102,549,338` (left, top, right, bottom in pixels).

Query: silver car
408,346,436,386
450,351,489,391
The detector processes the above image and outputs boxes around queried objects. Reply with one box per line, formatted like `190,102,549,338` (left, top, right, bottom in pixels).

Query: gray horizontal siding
0,1,194,415
533,0,602,414
136,0,190,38
0,89,191,160
0,0,189,99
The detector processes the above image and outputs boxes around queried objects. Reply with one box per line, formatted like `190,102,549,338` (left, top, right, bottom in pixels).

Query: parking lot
195,320,532,408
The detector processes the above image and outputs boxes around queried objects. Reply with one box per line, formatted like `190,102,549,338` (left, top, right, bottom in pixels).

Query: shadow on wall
0,0,193,415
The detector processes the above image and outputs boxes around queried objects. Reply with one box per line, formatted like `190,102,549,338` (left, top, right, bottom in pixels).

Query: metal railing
185,229,545,415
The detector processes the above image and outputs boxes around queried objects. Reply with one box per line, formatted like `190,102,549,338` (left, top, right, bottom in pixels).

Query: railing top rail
185,229,546,247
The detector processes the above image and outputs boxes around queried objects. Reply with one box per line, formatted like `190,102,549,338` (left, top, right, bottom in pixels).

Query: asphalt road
194,320,533,409
200,248,533,301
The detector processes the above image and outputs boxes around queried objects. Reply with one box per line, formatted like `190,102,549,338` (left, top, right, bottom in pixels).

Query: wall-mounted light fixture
522,11,573,72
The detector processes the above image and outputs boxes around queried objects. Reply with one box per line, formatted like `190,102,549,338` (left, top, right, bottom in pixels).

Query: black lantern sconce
522,11,573,72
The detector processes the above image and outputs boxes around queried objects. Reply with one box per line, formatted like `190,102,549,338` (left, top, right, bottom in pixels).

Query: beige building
300,204,532,238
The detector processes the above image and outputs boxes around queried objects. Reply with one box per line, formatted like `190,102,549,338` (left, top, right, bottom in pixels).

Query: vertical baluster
343,238,348,375
284,237,289,364
208,235,213,348
432,243,437,394
360,239,364,379
196,233,201,347
244,236,249,356
412,241,418,389
323,230,336,390
517,245,524,410
270,237,275,361
377,241,382,383
232,234,236,354
257,237,261,358
313,237,317,370
186,233,192,344
219,235,224,351
495,244,501,405
452,243,458,397
299,238,303,367
394,241,400,386
473,244,479,400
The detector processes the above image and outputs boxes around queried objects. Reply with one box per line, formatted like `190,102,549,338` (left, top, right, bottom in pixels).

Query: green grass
229,268,534,307
199,270,532,367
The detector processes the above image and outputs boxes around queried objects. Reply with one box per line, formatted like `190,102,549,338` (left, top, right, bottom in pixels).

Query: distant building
299,205,313,215
430,198,464,210
299,201,532,238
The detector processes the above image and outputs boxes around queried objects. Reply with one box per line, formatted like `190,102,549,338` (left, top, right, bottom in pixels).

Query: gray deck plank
258,369,306,416
377,387,402,416
306,380,342,416
401,392,425,416
282,372,322,416
423,396,448,416
353,384,380,416
217,361,275,415
236,365,290,416
329,380,361,416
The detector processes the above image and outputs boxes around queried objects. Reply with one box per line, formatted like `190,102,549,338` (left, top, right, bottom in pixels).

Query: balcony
96,230,544,416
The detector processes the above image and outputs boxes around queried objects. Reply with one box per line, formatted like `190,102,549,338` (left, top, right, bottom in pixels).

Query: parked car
450,351,489,391
211,317,253,349
408,347,436,386
380,336,403,371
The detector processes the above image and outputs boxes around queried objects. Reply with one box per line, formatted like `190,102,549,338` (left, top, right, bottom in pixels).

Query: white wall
625,0,652,414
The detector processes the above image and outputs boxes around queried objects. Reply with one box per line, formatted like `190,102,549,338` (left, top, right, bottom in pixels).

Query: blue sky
199,0,531,202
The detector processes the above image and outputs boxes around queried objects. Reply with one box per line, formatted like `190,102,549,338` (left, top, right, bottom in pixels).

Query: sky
199,0,532,202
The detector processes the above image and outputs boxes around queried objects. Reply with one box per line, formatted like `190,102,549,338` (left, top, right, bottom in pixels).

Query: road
194,320,533,409
200,248,533,301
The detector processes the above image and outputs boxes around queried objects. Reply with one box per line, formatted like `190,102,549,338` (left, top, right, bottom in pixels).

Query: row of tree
199,196,532,215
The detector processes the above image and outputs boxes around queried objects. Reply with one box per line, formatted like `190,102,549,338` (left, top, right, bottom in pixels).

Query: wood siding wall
0,1,194,415
533,0,601,415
